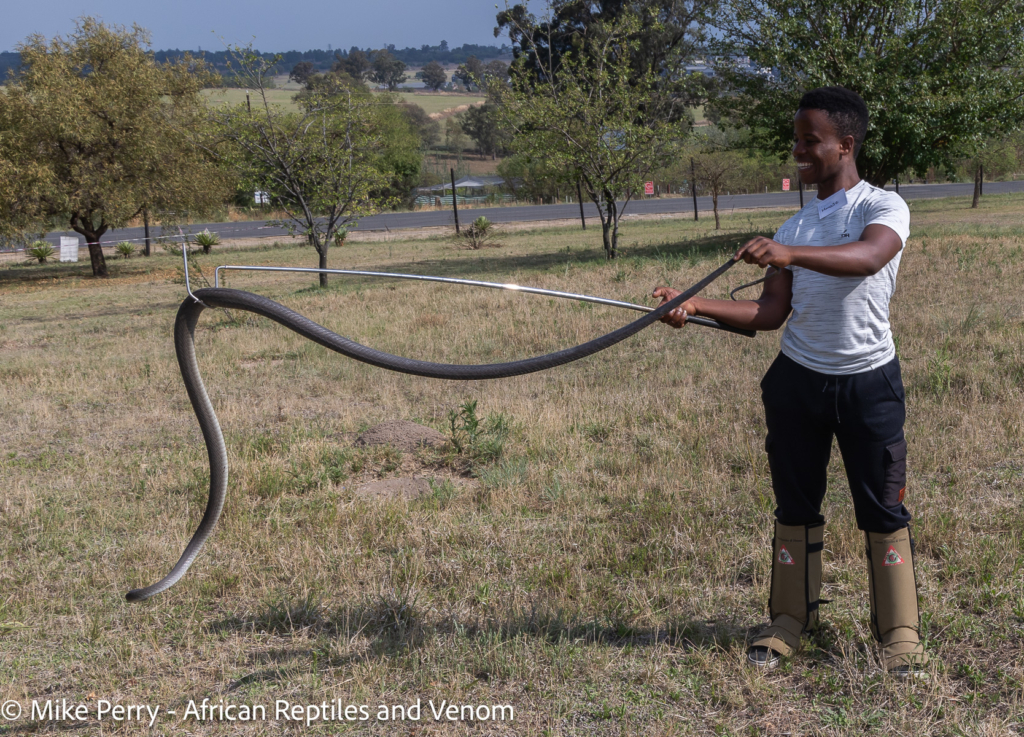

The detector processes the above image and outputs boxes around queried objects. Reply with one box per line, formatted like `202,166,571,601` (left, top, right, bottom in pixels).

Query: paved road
39,180,1024,248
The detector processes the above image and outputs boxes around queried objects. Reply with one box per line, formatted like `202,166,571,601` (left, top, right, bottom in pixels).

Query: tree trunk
86,237,107,276
712,190,721,230
602,200,619,260
71,213,108,276
610,209,619,260
74,228,108,276
972,163,982,208
143,208,151,257
318,244,328,288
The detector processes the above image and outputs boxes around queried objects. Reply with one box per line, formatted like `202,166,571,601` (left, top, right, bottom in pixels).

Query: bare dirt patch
352,477,433,499
354,420,447,453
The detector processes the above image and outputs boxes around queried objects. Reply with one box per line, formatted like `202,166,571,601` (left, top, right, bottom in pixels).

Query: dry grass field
201,88,301,111
200,88,487,119
1,195,1023,735
391,92,487,118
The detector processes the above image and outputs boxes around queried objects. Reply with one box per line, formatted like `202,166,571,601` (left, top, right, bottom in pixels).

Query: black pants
761,352,911,533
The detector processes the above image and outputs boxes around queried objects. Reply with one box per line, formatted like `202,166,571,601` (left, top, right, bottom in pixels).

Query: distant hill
0,42,511,80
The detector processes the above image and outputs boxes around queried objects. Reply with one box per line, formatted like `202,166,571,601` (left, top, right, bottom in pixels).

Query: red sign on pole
644,181,654,195
782,179,790,191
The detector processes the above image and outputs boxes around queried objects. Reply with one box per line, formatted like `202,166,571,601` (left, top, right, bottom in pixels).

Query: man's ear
839,134,857,158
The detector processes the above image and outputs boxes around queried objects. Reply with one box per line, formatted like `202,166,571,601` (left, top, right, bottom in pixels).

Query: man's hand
736,236,793,270
652,286,695,329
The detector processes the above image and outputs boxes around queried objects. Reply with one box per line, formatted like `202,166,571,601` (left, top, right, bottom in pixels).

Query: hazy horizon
1,0,527,54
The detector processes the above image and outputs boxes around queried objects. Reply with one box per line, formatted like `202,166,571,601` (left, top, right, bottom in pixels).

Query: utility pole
576,179,586,230
450,167,460,234
690,158,699,221
798,176,804,208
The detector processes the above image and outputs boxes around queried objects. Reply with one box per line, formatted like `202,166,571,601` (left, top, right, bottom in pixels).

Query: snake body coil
125,258,740,601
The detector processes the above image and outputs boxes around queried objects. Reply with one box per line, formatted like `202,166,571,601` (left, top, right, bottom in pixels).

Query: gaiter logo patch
883,546,904,566
778,546,795,565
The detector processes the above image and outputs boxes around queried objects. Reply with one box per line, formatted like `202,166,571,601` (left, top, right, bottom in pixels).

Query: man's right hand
652,287,696,329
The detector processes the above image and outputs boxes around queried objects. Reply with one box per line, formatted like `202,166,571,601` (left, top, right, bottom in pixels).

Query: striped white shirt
774,180,910,375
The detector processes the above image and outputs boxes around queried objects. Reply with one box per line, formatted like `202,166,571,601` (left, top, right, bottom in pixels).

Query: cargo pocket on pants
882,439,907,507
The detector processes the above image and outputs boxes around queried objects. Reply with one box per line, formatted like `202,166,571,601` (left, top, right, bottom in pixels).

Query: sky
1,0,523,53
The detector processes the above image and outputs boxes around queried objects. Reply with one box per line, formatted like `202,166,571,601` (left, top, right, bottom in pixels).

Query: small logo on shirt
840,231,851,239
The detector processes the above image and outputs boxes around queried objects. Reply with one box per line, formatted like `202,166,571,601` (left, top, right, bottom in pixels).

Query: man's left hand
736,237,793,269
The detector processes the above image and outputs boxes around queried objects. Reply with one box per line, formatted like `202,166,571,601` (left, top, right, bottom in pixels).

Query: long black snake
126,257,746,601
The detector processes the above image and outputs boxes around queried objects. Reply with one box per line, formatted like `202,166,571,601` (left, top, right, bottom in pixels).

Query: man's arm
653,266,793,331
735,223,903,277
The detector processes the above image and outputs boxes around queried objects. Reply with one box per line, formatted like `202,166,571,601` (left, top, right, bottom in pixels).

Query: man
653,86,928,676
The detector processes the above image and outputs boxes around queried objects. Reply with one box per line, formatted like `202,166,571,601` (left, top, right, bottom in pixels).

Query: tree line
0,42,511,80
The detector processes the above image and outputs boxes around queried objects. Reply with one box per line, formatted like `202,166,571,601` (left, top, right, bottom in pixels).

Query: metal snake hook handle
125,257,743,601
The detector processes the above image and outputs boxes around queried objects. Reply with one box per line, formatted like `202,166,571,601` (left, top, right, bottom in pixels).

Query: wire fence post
690,158,699,221
143,207,151,257
576,179,586,230
450,168,460,234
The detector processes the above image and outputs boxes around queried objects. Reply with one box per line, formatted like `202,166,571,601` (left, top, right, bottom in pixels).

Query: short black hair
797,86,869,158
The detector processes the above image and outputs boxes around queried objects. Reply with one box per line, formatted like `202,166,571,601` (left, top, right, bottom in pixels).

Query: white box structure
59,236,79,262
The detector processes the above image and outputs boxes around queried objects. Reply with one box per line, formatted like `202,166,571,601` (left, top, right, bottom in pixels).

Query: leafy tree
295,68,368,102
459,104,509,159
711,0,1024,186
399,103,442,148
497,153,571,201
370,50,407,90
212,50,395,287
453,56,485,90
497,8,688,259
444,117,468,154
334,48,372,79
373,102,424,208
964,135,1021,207
690,138,744,229
0,19,230,277
421,60,448,91
289,61,316,85
496,0,715,113
482,60,510,88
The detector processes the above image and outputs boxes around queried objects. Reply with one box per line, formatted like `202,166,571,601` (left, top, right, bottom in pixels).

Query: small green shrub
333,228,348,247
26,241,54,264
447,399,511,465
115,241,136,260
194,229,220,254
458,216,497,249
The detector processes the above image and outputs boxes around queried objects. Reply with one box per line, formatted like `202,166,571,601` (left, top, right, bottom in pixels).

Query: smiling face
792,108,857,185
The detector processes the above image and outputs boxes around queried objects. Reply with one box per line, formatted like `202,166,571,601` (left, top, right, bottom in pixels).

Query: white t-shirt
772,180,909,375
